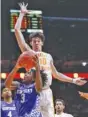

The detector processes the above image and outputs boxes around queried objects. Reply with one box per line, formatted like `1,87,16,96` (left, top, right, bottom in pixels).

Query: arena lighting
1,73,88,79
73,73,78,78
1,73,6,79
82,62,87,66
20,73,25,79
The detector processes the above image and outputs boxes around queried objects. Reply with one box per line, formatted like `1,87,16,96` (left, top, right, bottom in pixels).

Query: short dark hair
31,69,47,87
29,32,45,43
55,99,65,106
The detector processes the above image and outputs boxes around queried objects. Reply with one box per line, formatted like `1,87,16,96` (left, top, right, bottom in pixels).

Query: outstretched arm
5,63,20,89
15,2,31,52
50,60,87,86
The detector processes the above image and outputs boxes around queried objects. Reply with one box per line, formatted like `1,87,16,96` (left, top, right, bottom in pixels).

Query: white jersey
55,113,73,117
36,51,53,89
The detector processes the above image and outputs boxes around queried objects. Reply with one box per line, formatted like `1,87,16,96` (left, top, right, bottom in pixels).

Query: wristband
72,78,76,84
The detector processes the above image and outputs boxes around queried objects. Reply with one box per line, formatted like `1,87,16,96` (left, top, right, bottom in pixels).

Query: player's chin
23,78,32,83
34,46,40,51
6,94,12,97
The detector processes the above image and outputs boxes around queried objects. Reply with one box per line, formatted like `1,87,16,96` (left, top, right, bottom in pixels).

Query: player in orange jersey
14,2,87,117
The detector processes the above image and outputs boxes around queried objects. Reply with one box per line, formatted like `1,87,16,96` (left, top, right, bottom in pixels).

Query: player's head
2,88,12,99
22,70,33,84
28,32,45,51
55,99,65,113
23,69,47,86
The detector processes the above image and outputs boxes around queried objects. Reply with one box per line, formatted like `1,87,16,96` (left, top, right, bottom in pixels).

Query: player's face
23,71,33,83
2,88,12,98
55,101,65,112
30,37,43,51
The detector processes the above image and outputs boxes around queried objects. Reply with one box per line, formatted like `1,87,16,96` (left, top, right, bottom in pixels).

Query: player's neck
56,111,64,115
23,81,32,85
33,47,42,52
4,97,12,103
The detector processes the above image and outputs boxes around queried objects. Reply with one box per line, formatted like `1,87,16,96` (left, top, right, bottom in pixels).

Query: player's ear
63,105,65,110
41,41,44,46
30,41,32,46
55,105,57,110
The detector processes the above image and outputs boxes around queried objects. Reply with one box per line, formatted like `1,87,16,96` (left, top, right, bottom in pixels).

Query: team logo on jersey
17,89,33,94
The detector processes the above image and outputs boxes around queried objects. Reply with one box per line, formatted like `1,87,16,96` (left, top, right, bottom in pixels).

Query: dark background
1,0,88,72
1,0,88,117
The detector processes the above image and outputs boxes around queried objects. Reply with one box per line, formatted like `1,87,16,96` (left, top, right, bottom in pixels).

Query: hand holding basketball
32,55,39,68
17,50,36,71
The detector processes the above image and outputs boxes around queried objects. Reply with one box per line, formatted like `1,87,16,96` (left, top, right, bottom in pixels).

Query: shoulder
30,83,35,88
42,51,51,55
42,52,53,59
25,82,35,89
12,81,20,86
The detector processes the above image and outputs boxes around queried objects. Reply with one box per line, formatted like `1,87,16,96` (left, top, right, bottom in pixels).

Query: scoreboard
10,10,43,33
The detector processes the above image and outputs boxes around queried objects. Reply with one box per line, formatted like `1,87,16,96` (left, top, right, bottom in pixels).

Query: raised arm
50,59,87,86
33,55,42,92
5,62,20,89
14,2,31,52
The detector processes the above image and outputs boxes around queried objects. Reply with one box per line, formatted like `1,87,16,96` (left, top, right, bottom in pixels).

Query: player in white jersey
55,99,73,117
14,2,87,117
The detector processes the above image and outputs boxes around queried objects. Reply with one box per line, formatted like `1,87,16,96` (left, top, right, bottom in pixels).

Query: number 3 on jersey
21,93,25,103
7,111,12,117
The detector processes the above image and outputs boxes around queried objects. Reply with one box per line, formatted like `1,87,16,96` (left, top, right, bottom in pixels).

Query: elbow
52,71,61,80
53,72,58,79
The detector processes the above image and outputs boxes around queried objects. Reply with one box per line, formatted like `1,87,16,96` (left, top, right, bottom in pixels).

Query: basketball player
1,88,18,117
55,99,73,117
14,3,87,117
5,55,46,117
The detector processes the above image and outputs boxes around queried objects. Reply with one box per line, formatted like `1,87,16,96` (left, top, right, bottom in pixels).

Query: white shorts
40,88,55,117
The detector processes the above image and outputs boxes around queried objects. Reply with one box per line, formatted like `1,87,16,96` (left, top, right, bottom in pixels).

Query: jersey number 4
7,111,12,117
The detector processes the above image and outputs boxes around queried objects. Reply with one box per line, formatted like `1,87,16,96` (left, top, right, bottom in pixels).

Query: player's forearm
5,66,18,88
14,12,26,52
14,12,31,52
54,72,73,83
15,12,24,30
35,65,42,92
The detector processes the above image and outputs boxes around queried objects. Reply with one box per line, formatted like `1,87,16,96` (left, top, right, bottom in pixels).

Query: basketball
17,50,36,71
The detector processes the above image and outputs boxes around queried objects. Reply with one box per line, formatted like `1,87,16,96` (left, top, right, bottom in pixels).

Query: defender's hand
73,78,87,86
18,2,28,14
